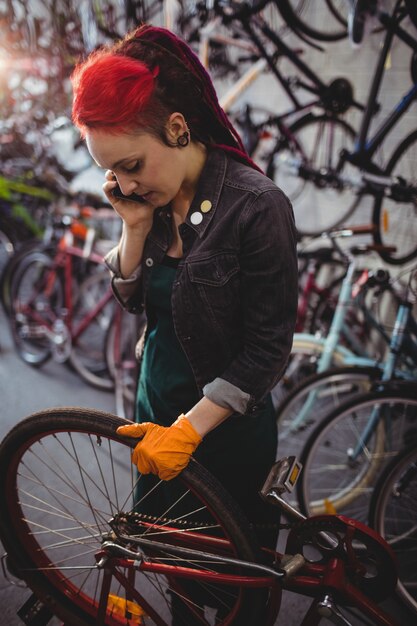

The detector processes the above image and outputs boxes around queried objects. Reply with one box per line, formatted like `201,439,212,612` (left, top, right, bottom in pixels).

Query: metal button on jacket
145,257,154,267
190,212,203,225
200,200,212,213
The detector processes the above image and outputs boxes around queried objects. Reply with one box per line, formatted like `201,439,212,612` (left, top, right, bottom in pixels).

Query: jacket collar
183,148,227,239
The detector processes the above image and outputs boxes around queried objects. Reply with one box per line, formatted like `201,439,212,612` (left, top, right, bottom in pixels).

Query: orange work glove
116,415,202,481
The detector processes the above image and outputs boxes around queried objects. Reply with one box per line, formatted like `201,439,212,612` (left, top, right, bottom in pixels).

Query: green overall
136,255,279,544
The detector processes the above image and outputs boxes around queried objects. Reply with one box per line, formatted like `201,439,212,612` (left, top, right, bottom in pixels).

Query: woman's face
86,129,188,207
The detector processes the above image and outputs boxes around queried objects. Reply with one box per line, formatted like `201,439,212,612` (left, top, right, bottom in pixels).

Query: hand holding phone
112,185,147,204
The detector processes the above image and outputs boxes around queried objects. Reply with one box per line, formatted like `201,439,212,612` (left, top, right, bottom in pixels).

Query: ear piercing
177,131,190,147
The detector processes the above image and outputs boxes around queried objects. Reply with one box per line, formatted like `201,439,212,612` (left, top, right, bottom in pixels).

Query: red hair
71,25,263,172
71,53,157,136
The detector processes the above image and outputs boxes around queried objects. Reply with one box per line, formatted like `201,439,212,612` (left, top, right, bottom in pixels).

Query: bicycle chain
112,511,313,533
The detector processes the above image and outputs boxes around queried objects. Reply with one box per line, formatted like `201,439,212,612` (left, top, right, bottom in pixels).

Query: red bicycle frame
92,515,400,626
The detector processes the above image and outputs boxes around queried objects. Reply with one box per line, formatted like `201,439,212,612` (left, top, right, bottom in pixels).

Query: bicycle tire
306,271,346,335
9,250,62,366
0,239,50,316
0,218,17,279
69,271,116,391
105,308,145,419
325,0,348,27
276,365,380,462
369,443,417,617
348,0,368,46
372,129,417,265
0,407,271,626
405,0,417,28
277,0,348,42
272,335,351,407
266,113,360,236
297,386,417,523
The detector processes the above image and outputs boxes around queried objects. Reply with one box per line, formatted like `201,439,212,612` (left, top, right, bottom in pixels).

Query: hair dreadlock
71,24,262,172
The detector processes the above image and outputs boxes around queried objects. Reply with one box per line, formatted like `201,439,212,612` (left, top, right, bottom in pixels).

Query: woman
71,23,298,620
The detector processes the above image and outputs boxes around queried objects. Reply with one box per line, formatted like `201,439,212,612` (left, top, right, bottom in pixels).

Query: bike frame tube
350,304,412,460
340,321,369,357
363,83,417,159
289,288,416,433
99,556,275,626
354,5,398,153
352,3,417,156
71,287,113,342
242,14,326,110
318,260,359,372
95,547,399,626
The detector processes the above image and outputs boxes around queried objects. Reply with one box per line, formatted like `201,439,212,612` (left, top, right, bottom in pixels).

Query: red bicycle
8,211,117,390
0,408,402,625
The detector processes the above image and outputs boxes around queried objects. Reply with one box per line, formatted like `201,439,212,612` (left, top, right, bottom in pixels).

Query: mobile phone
112,185,147,204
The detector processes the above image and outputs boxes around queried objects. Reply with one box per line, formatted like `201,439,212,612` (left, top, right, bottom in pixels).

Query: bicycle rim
0,220,16,278
271,336,349,409
277,0,348,41
298,390,417,523
10,251,61,366
370,444,417,616
69,271,116,390
268,114,360,236
276,366,378,460
105,308,144,419
0,408,270,626
372,129,417,265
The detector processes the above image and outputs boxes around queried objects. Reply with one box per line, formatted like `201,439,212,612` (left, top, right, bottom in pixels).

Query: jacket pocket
186,253,240,320
187,253,239,287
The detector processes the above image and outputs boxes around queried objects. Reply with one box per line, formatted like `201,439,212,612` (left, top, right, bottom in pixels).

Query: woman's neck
171,142,207,220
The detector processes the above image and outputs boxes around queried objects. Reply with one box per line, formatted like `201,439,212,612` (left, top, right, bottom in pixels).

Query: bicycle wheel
0,218,17,279
271,335,351,409
277,0,348,41
0,408,271,626
105,307,145,419
9,251,62,366
276,365,380,462
306,272,345,336
1,239,50,316
297,387,417,523
347,0,368,45
266,113,360,236
370,444,417,617
405,0,417,27
69,270,116,391
372,129,417,265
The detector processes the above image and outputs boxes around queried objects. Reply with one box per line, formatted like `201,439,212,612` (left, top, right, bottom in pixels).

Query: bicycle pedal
17,593,54,626
260,456,303,499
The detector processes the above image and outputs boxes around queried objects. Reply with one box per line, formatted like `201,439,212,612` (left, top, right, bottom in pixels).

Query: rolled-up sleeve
104,246,144,312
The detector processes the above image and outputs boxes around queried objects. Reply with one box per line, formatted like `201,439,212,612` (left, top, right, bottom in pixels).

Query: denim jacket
105,149,298,415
